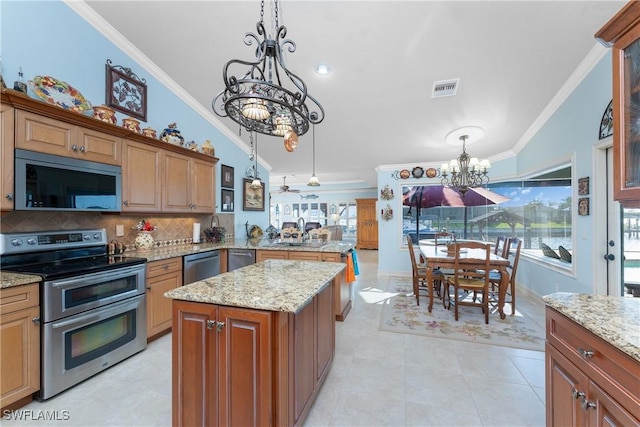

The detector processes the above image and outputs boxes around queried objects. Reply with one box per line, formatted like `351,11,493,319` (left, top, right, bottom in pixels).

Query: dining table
418,243,511,319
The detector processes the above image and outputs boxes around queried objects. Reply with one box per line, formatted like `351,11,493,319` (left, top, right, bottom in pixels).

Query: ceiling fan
276,176,300,193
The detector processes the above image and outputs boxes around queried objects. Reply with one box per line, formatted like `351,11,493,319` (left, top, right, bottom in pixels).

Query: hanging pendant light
212,0,324,139
308,114,320,186
250,132,262,189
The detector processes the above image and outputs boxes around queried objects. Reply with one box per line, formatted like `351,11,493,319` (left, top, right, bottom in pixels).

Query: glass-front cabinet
597,2,640,207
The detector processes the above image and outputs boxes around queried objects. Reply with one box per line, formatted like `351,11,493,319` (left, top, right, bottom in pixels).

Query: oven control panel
0,229,108,254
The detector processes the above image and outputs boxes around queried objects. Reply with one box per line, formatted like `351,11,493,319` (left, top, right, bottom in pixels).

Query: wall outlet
116,224,125,237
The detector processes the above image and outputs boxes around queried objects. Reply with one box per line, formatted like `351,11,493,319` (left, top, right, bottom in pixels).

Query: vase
92,105,117,124
134,231,154,251
122,117,141,133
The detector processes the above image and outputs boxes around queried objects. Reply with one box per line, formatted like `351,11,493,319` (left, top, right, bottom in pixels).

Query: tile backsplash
0,211,235,250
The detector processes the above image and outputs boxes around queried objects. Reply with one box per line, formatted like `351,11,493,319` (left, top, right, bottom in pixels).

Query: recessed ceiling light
315,63,331,75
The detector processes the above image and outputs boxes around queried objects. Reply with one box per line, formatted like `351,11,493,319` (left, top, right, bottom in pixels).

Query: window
402,166,572,265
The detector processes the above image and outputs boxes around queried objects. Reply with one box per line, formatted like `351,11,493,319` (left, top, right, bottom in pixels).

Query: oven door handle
51,295,142,329
49,265,144,290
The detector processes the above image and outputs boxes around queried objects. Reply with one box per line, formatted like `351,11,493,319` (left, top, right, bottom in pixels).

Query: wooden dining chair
445,241,492,324
489,237,522,315
406,235,444,306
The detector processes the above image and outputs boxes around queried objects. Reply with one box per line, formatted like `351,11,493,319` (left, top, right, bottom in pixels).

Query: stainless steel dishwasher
183,250,220,285
227,249,256,271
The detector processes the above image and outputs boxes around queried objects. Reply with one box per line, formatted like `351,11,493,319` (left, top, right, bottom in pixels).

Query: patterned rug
379,277,545,351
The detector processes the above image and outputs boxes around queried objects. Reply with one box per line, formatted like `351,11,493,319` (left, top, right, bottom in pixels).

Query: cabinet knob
216,321,225,332
123,200,129,206
79,146,86,152
146,286,151,291
578,348,594,358
72,144,78,151
206,320,216,330
580,397,596,410
5,193,13,200
32,317,40,324
571,388,585,400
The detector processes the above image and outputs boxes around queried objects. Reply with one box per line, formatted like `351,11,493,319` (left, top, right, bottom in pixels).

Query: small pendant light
307,116,320,186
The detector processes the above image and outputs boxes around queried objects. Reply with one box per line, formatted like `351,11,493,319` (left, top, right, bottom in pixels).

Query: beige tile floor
2,249,546,427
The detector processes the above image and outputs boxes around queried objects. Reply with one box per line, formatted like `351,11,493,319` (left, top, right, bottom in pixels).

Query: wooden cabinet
596,2,640,207
146,257,182,339
1,284,40,410
171,282,334,427
162,151,215,213
356,198,378,249
256,250,289,262
1,104,15,211
545,307,640,426
122,139,162,212
289,251,322,261
322,252,351,321
16,110,121,165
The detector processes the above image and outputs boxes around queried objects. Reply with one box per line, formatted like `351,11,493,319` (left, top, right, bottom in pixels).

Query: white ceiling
82,0,624,190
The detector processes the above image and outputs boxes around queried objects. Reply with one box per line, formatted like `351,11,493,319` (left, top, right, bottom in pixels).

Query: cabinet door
0,306,40,408
122,140,161,212
146,270,182,338
315,282,334,382
256,250,289,262
293,298,316,423
191,158,215,213
78,128,121,165
162,151,191,212
545,343,588,427
1,104,14,211
218,306,272,427
171,300,218,427
15,110,77,157
587,381,640,427
323,252,351,321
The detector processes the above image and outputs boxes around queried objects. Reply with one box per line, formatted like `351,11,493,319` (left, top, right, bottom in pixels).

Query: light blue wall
1,0,269,239
377,53,613,297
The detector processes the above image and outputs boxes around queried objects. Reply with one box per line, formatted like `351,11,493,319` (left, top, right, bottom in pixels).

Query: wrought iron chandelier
439,129,491,195
212,0,324,142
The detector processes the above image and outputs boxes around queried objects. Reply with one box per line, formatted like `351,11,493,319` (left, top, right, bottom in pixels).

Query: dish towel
351,250,360,276
345,254,356,283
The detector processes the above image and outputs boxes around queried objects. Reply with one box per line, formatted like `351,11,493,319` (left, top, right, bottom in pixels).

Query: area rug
379,277,545,351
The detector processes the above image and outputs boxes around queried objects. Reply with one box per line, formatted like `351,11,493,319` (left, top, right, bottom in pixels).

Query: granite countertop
165,259,346,313
0,271,41,289
128,239,354,262
543,292,640,362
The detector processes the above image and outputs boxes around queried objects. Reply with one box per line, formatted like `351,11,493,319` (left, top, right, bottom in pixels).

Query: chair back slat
452,241,491,283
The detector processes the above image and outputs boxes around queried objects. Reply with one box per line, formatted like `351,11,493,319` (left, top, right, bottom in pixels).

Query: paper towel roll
193,223,201,243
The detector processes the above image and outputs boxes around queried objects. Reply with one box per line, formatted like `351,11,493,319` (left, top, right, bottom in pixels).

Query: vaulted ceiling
84,1,624,189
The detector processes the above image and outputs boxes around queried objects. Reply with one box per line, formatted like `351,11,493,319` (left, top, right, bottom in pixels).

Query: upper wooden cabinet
122,139,162,212
16,110,121,166
162,151,215,213
596,2,640,207
1,104,15,211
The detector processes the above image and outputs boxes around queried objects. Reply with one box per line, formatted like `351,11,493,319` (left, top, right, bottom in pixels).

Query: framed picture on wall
578,197,590,216
221,189,234,212
243,179,265,211
578,177,589,195
105,59,147,121
221,164,234,189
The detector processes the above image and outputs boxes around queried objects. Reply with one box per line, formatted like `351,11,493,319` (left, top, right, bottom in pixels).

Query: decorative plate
426,167,437,178
412,166,424,178
399,169,411,179
28,76,92,113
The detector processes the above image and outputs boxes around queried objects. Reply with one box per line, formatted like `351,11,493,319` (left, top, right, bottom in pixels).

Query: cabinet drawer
147,257,182,278
0,284,39,315
546,307,640,411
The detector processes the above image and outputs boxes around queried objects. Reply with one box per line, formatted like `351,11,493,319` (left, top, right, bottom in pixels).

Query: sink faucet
297,217,306,240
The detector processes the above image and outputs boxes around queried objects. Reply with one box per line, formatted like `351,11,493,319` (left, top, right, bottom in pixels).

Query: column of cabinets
356,198,379,249
0,284,40,410
545,307,639,426
146,257,182,339
1,104,15,210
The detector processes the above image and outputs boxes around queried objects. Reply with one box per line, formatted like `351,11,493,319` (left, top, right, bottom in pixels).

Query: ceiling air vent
432,78,460,98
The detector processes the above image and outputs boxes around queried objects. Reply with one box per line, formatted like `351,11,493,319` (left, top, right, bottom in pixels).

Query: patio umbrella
402,185,510,239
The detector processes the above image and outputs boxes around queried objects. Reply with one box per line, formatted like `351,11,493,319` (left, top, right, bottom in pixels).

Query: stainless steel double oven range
1,229,147,400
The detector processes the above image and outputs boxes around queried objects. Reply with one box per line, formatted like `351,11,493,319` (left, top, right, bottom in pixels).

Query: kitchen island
164,259,345,427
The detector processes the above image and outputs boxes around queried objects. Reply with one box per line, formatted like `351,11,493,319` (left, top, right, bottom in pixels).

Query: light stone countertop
543,292,640,362
127,239,354,262
165,259,346,313
0,271,41,289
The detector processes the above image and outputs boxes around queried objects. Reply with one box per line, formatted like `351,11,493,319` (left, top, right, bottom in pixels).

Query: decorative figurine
160,123,185,146
13,66,27,93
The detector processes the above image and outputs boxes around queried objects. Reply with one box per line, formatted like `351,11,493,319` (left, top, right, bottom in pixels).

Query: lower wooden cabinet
171,282,334,427
0,284,40,410
146,257,182,339
545,307,640,426
256,250,289,262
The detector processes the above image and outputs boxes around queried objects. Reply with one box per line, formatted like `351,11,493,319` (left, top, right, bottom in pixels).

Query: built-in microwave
14,149,122,212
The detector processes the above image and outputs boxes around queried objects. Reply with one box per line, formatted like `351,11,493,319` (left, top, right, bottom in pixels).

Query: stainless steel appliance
183,250,220,285
14,149,122,212
227,249,256,271
0,229,147,400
